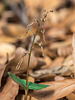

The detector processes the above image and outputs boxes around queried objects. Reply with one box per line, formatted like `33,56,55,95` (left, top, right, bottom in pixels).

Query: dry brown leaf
0,35,17,43
24,0,63,18
28,76,34,83
35,74,55,82
0,20,7,35
37,56,52,69
54,76,65,81
29,65,69,78
44,48,57,58
57,8,75,28
63,55,73,67
50,57,64,68
0,3,4,13
50,8,73,27
66,92,75,100
0,42,16,57
2,23,38,39
42,0,63,10
49,38,72,50
25,0,74,28
46,27,66,38
70,22,75,32
0,42,16,64
0,65,6,87
2,24,26,37
2,11,15,20
5,47,38,75
57,45,72,57
62,55,73,73
29,79,75,100
0,77,19,100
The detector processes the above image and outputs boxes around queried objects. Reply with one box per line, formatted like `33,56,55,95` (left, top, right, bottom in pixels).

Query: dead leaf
29,79,75,100
29,65,69,78
5,47,38,75
46,27,66,38
62,55,73,72
54,76,65,81
2,24,26,37
37,56,52,69
0,3,4,13
70,22,75,32
35,74,55,82
0,35,17,43
24,0,63,18
57,45,72,57
66,92,75,100
28,76,34,83
0,42,16,57
0,77,19,100
44,48,57,58
49,38,72,50
50,57,64,68
63,55,73,67
0,64,6,87
0,42,16,64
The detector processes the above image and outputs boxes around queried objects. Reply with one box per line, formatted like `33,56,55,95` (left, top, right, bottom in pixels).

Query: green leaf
8,72,50,90
28,82,50,90
8,72,26,87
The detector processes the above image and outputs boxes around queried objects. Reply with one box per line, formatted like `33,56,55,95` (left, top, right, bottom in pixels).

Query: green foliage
8,72,50,90
28,82,49,90
8,72,26,88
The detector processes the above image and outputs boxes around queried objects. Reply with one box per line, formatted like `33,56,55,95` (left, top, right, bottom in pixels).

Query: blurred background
0,0,75,99
0,0,75,64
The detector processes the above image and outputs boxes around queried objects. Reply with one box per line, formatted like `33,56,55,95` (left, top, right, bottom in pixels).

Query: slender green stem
25,28,38,100
24,11,51,100
24,88,28,100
